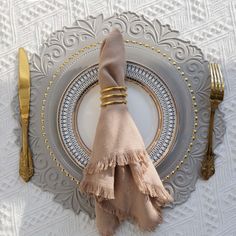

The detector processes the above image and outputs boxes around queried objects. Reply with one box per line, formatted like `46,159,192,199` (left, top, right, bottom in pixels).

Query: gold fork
201,63,224,180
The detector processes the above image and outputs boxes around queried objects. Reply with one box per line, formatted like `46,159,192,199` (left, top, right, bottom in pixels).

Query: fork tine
209,63,214,98
209,63,216,99
217,64,224,99
213,63,220,100
214,64,224,100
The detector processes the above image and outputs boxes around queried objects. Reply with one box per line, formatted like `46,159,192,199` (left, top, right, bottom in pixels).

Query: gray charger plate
14,12,210,218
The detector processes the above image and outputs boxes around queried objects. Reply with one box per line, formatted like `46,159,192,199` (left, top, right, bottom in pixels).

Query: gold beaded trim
40,42,100,185
124,40,198,181
40,40,198,184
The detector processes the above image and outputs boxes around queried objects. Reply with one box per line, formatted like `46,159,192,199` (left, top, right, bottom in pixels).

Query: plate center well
75,80,160,153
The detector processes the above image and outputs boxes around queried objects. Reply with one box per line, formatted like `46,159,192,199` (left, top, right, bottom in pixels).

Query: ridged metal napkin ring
100,86,127,106
101,86,127,93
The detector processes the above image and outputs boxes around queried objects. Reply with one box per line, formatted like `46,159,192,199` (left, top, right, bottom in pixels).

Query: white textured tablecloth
1,0,236,235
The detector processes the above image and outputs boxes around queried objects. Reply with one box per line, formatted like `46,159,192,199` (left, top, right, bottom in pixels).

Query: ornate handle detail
201,102,216,180
19,118,33,182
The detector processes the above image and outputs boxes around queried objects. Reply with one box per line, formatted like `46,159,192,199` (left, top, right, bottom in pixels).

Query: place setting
14,11,225,235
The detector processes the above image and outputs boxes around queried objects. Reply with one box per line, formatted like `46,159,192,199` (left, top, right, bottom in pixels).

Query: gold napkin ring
101,100,127,106
101,93,127,100
100,86,127,107
101,86,127,93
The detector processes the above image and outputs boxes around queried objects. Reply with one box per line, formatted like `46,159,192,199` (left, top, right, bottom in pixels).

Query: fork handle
201,101,216,180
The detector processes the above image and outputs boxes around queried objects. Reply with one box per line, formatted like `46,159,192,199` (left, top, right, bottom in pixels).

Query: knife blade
18,48,30,119
18,47,33,182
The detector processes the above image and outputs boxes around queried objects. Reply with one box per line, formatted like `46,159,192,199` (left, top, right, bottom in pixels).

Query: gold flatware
18,48,33,182
201,63,224,180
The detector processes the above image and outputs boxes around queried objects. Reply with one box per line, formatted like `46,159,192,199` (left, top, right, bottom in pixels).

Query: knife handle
19,118,33,182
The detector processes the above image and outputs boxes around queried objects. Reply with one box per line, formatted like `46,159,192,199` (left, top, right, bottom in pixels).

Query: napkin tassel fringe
96,200,163,232
81,150,173,202
131,169,173,203
84,149,149,174
80,180,114,199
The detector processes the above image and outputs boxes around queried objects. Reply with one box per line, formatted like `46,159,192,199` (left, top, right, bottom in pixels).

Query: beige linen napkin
80,29,173,236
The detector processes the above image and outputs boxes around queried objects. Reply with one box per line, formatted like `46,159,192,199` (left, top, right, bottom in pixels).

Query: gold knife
18,48,33,182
